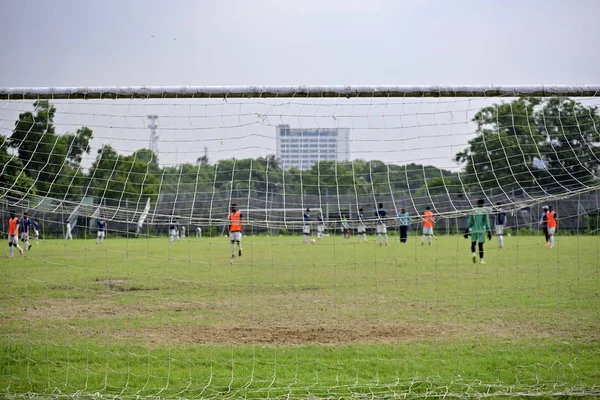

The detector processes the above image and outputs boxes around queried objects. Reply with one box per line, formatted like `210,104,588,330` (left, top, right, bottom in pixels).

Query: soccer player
341,215,350,239
539,205,549,245
465,199,492,264
495,203,507,249
397,208,411,244
422,207,434,246
169,217,178,244
375,203,388,246
96,218,107,244
180,226,186,240
317,213,325,239
21,212,33,251
303,208,311,244
356,208,367,242
8,212,24,257
65,221,73,240
196,226,202,238
33,218,40,244
545,205,557,248
228,204,243,257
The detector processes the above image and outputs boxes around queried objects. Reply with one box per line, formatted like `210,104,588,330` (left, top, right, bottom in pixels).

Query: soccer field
1,234,599,398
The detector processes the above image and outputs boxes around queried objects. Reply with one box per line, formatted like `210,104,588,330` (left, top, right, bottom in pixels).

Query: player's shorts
302,225,310,235
230,231,242,241
423,226,433,236
8,235,18,245
357,224,366,233
170,229,177,237
21,232,29,242
547,227,556,235
495,225,504,235
34,230,39,237
376,224,387,234
317,224,325,233
97,231,105,238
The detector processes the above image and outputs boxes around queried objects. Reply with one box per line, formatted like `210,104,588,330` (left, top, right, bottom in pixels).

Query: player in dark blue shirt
21,212,32,251
375,203,388,246
303,208,311,243
495,203,507,248
33,219,40,244
96,218,107,244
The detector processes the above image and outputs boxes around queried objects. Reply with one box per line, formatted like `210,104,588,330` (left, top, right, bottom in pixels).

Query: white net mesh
0,86,599,398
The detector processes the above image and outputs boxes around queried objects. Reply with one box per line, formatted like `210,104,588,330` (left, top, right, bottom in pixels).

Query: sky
1,0,599,170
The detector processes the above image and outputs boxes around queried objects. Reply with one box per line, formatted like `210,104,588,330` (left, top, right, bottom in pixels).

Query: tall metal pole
147,115,159,158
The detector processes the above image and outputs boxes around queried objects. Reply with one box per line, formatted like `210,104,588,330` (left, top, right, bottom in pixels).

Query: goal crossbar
1,85,599,99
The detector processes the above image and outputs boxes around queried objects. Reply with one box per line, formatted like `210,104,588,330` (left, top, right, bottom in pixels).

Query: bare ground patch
8,296,597,345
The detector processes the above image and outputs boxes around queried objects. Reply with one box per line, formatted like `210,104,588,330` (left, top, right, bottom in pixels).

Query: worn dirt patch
11,297,595,346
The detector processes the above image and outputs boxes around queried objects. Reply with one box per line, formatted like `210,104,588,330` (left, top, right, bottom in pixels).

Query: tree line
1,98,598,205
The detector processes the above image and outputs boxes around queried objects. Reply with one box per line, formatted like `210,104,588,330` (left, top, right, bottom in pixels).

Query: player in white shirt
33,218,40,244
317,214,325,239
169,218,178,244
196,226,202,238
303,208,311,244
356,208,367,242
65,222,73,240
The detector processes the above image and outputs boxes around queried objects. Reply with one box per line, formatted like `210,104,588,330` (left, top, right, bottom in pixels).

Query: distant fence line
1,189,599,238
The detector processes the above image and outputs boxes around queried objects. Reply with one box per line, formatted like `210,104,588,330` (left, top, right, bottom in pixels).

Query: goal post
0,85,599,399
1,84,600,99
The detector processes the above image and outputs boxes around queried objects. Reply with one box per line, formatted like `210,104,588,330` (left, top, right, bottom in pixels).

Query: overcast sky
1,0,599,170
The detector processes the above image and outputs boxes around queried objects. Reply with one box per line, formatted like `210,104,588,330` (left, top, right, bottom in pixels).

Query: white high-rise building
276,125,350,170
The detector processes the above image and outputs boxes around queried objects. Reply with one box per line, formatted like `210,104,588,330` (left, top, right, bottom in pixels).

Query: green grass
1,233,599,398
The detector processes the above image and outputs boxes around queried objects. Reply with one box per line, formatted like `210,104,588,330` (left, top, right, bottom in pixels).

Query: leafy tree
0,137,36,198
7,101,93,197
88,145,160,205
537,98,600,190
455,97,600,192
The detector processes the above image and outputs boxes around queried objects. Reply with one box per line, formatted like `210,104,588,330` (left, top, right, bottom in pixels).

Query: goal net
1,86,599,399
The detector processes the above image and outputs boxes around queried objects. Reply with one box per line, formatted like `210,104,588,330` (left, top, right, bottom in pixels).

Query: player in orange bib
545,205,557,248
421,207,434,246
7,212,24,257
228,204,243,259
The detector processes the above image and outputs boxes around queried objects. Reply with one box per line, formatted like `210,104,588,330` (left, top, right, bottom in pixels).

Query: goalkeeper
464,199,492,265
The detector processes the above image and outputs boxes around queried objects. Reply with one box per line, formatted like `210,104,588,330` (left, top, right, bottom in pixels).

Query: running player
21,212,33,251
33,218,40,244
8,212,24,257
